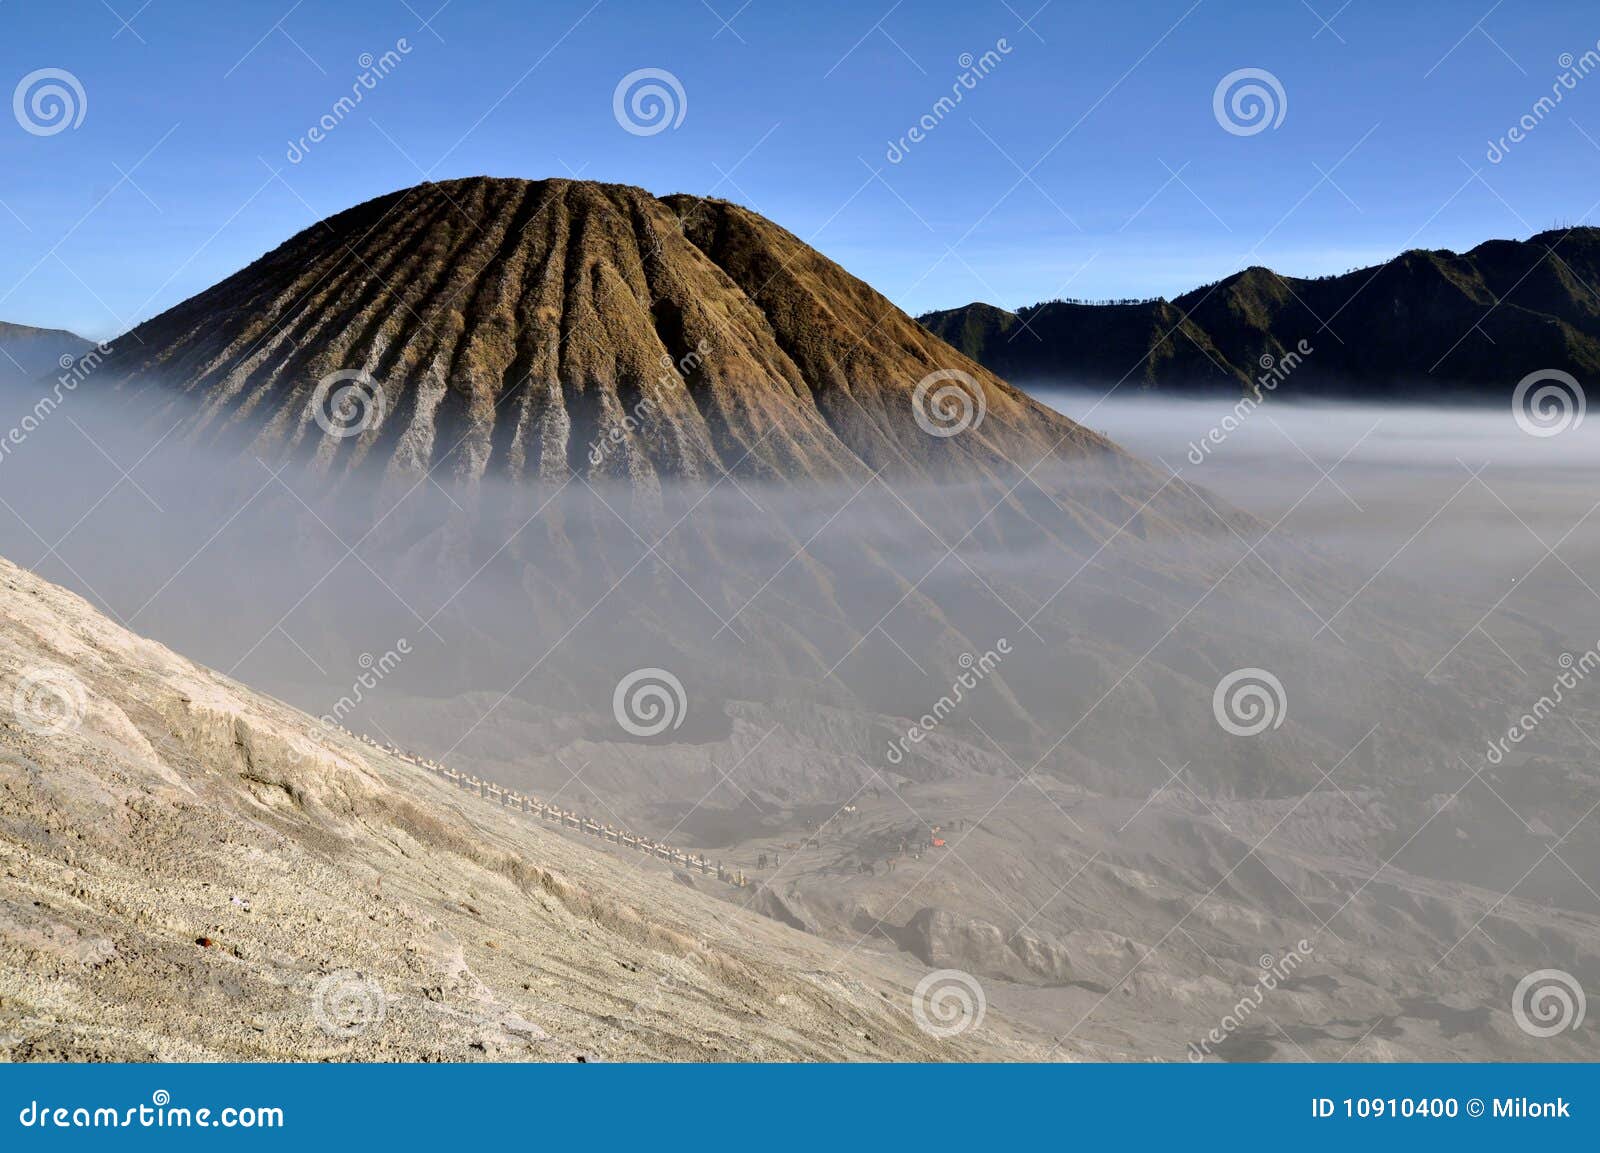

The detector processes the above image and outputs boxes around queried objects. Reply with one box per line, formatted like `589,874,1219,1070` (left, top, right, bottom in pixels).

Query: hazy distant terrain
0,322,90,388
3,377,1596,1060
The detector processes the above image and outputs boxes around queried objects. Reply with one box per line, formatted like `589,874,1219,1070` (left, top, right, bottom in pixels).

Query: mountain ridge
919,227,1600,396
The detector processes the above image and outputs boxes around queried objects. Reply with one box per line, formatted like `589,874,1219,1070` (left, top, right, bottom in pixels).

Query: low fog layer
2,379,1597,1060
1044,388,1600,610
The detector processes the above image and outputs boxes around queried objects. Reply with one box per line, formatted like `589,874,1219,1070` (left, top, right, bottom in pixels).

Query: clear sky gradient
3,0,1598,341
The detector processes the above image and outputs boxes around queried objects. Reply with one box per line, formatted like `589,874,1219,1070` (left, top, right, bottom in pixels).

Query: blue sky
2,0,1599,341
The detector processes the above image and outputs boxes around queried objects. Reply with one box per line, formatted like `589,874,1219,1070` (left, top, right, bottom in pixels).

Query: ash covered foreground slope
0,554,1033,1061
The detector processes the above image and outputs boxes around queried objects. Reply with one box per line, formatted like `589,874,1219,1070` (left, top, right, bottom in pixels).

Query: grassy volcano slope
101,177,1109,488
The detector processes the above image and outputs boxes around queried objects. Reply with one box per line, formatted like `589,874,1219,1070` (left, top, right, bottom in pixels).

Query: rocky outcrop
900,906,1076,986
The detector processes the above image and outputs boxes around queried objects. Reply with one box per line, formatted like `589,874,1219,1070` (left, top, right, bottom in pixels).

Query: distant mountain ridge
0,321,91,387
919,228,1600,397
